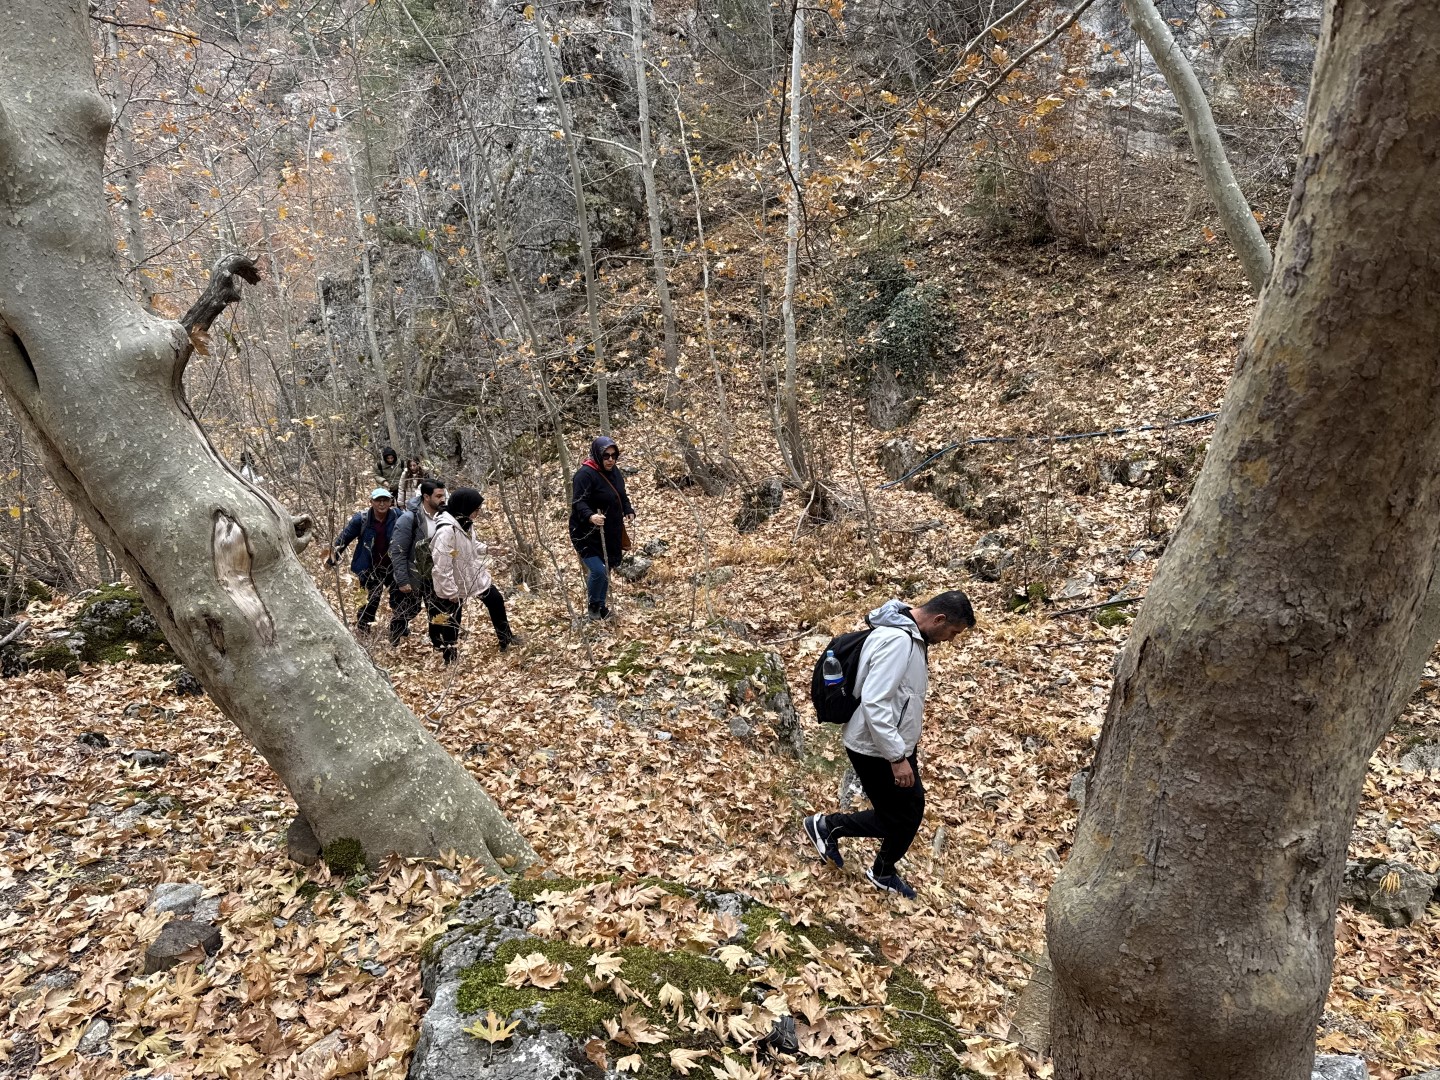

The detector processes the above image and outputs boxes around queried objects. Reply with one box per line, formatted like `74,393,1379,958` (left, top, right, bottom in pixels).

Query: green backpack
411,520,436,584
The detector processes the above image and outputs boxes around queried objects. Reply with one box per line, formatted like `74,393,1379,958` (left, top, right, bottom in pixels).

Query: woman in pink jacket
428,487,516,663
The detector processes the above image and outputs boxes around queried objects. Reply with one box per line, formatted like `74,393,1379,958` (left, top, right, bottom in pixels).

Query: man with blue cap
327,487,402,636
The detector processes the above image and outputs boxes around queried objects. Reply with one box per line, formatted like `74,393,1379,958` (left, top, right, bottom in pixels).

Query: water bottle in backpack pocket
809,629,873,725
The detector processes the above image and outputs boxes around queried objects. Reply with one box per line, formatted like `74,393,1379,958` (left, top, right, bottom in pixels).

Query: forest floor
5,212,1440,1080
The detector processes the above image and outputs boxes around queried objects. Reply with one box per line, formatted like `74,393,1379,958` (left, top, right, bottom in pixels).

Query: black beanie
447,487,484,519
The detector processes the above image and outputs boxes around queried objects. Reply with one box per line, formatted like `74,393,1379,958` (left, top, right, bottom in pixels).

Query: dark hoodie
376,446,402,497
569,436,634,565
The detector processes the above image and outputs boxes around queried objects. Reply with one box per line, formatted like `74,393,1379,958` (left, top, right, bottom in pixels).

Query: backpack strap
594,467,626,509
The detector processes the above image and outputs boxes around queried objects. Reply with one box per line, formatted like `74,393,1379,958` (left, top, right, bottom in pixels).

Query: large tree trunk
1045,3,1440,1077
0,3,534,877
1123,0,1272,294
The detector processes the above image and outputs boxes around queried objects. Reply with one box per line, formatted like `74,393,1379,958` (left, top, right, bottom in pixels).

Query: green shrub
838,248,954,428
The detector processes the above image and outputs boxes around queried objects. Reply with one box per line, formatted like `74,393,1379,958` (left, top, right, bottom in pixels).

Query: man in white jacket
428,487,516,663
804,591,974,899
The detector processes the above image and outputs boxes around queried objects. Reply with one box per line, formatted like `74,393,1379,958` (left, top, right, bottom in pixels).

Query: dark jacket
376,448,402,497
569,437,634,566
334,509,398,577
391,506,440,590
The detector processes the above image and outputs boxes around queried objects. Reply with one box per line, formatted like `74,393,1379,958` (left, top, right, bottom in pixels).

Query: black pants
428,587,514,662
357,563,398,631
826,748,925,874
390,585,426,644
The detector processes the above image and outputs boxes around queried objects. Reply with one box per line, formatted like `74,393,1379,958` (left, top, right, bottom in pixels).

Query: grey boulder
148,883,203,916
1339,859,1437,928
1400,741,1440,774
122,749,172,768
965,532,1014,583
143,920,221,975
77,1018,110,1056
1313,1055,1369,1080
613,556,652,584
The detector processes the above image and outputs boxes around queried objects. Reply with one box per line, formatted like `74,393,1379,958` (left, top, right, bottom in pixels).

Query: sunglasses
602,450,620,459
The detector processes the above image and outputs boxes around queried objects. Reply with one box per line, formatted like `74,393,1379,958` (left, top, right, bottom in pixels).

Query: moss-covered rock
25,641,81,677
413,878,979,1080
322,837,367,876
699,648,804,757
71,583,174,664
1094,603,1135,629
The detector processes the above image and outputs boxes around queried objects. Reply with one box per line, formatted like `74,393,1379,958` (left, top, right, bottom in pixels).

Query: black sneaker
866,868,916,900
803,814,844,869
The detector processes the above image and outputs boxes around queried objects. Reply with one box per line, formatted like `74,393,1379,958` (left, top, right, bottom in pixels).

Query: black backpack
809,628,873,725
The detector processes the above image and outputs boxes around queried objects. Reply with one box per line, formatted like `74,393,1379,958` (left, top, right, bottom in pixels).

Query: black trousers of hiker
357,561,398,632
826,748,925,874
428,587,514,662
389,585,427,645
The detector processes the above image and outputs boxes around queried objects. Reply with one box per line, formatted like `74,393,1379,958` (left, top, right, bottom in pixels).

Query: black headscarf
588,435,619,466
447,487,484,523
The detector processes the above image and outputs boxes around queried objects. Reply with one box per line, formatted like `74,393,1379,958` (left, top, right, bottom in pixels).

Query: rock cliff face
439,1,649,282
322,0,668,465
1083,0,1322,165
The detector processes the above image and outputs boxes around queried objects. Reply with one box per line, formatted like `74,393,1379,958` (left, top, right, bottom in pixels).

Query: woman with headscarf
429,487,517,663
569,435,635,619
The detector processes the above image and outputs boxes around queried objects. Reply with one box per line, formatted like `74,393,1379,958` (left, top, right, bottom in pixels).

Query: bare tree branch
180,253,262,335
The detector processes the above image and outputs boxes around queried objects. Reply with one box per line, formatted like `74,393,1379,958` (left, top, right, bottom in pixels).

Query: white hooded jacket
842,600,929,762
430,512,494,600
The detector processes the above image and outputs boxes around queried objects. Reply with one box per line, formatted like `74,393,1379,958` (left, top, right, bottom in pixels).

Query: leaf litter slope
3,236,1440,1079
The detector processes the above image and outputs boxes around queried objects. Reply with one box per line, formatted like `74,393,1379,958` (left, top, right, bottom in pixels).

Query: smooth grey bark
667,88,739,474
342,145,404,452
1046,2,1440,1075
536,8,610,435
628,0,679,387
779,5,809,484
0,3,534,875
1122,0,1273,294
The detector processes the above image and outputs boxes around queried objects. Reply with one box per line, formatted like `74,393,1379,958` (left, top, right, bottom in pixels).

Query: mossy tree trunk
1045,3,1440,1076
0,3,534,876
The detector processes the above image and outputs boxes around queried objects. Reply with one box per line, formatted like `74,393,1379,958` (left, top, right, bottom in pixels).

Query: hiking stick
598,524,613,616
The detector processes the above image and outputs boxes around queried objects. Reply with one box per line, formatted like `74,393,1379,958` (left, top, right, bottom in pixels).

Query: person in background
389,479,447,645
568,435,634,619
376,446,403,499
398,458,425,508
803,591,975,900
429,487,517,663
238,450,265,487
327,488,402,636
